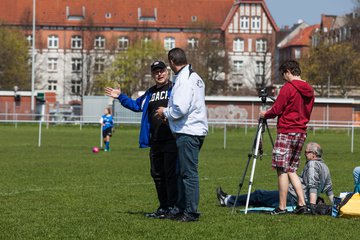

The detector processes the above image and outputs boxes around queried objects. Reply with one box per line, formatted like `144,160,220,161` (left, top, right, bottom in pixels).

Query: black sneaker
177,212,200,222
270,207,288,215
294,205,307,214
216,187,228,207
144,208,167,219
165,207,183,220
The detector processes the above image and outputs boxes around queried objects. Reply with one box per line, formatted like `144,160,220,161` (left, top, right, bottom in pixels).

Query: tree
0,24,30,90
185,22,229,95
94,40,165,95
300,44,331,96
301,42,360,97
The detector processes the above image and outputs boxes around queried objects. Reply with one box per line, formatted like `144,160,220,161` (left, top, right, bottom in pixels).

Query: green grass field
0,123,359,239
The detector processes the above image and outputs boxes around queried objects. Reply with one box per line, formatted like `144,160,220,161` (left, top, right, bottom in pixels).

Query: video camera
259,88,268,104
258,88,275,104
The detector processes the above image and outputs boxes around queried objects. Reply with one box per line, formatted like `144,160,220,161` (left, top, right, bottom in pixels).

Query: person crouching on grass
99,107,113,152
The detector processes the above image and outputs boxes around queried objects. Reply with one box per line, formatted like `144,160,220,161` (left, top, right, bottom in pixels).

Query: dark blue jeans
226,190,295,208
175,134,205,216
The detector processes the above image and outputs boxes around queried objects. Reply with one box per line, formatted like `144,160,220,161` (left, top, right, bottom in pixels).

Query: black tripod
232,92,275,214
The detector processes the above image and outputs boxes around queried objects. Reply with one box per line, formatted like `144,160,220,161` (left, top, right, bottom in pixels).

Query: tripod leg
231,122,262,214
265,120,275,148
231,152,252,213
244,123,263,214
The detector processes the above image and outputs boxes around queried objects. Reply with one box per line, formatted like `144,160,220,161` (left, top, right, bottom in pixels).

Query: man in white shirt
156,48,208,222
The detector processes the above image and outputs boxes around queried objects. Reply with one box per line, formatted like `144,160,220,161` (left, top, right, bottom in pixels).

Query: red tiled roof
281,24,320,48
0,0,235,29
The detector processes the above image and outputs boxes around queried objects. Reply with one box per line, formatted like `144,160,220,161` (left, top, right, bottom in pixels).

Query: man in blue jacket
105,61,177,219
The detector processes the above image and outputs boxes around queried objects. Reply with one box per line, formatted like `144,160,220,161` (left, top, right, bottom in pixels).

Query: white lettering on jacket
150,91,168,102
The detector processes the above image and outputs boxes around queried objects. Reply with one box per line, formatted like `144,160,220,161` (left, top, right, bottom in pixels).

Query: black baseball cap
150,60,167,72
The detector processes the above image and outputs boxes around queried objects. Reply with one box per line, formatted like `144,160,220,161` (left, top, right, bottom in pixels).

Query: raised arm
105,87,121,99
105,86,145,112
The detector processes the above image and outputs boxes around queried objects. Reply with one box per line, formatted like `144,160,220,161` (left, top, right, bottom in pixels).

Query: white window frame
94,36,105,49
251,16,261,30
48,80,57,91
164,37,175,50
188,37,199,50
294,48,301,59
256,61,265,76
71,58,82,72
26,35,33,47
118,36,129,50
94,58,105,73
233,60,244,74
71,36,82,49
142,37,151,45
71,80,81,94
240,16,249,30
233,38,244,52
48,35,59,49
256,39,267,52
47,58,58,72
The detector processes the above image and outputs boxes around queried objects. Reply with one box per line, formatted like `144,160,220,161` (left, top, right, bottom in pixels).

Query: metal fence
1,112,359,152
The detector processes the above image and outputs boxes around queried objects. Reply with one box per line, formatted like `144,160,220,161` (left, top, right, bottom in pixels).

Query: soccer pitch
0,124,359,239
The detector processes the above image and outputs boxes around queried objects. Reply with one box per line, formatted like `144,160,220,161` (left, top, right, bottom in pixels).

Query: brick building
311,14,351,47
0,0,278,104
277,22,319,64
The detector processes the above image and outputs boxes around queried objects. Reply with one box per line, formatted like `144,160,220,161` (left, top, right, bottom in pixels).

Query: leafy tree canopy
94,40,166,95
301,42,360,97
0,24,30,91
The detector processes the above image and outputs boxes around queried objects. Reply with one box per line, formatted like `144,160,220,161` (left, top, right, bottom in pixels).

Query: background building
0,0,278,104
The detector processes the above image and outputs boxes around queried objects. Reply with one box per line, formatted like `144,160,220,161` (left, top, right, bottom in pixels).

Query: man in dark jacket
105,61,177,219
259,60,315,215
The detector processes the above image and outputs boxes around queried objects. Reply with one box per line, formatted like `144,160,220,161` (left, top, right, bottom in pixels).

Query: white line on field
0,174,273,196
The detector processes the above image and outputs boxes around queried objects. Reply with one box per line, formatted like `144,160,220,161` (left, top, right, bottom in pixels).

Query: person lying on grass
217,142,334,215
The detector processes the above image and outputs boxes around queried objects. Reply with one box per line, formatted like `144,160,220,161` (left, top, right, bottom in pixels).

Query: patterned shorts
272,133,306,173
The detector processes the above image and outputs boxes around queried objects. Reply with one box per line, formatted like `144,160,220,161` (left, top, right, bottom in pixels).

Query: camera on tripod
258,88,275,104
259,88,268,104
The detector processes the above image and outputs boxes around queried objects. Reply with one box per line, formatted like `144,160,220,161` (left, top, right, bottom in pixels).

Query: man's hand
105,87,121,99
155,107,166,119
259,110,266,119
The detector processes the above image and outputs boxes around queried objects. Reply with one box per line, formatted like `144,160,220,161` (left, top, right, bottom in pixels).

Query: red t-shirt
265,80,315,133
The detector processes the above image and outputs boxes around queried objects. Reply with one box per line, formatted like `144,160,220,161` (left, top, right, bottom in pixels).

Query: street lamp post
31,0,36,114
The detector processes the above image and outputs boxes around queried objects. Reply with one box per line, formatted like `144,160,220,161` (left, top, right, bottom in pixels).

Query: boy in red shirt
260,60,315,215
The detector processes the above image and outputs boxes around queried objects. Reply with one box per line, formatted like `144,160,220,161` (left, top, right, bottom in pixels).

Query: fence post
46,113,50,129
38,120,42,147
245,119,248,135
100,125,103,149
5,102,8,120
351,125,354,153
224,123,227,149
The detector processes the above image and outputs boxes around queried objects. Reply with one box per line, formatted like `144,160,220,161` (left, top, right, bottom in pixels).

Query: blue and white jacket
117,85,173,148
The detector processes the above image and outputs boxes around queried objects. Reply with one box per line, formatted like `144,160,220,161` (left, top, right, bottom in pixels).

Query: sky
265,0,355,28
